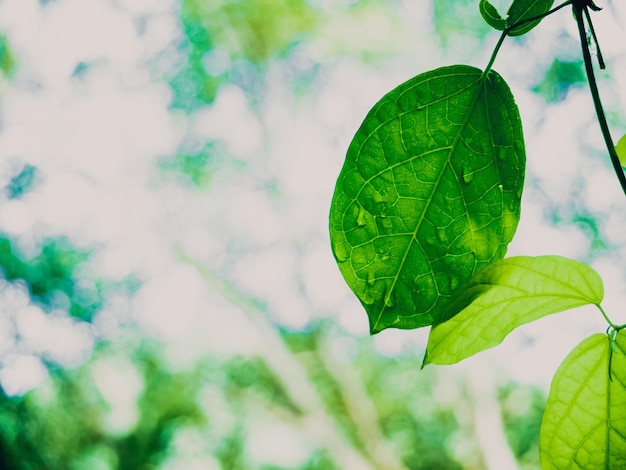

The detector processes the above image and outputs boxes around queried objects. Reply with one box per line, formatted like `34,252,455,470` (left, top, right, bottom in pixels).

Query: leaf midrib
367,71,487,332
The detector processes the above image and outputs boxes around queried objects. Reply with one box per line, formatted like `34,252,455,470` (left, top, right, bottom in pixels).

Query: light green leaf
540,331,626,469
506,0,554,36
424,256,604,365
480,0,507,30
329,65,525,333
616,133,626,167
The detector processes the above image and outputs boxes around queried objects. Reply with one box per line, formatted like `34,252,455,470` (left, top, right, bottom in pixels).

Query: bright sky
0,0,624,402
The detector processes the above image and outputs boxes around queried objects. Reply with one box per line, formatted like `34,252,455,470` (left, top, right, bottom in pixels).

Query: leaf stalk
483,1,573,75
597,303,622,331
573,2,626,196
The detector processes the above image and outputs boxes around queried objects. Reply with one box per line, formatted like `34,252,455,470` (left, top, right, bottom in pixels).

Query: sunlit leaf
616,133,626,167
424,256,604,365
480,0,506,31
329,65,525,333
507,0,554,36
540,332,626,469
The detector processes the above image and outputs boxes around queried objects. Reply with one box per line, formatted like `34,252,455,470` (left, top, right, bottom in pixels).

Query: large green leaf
329,65,525,333
424,256,604,365
540,331,626,469
506,0,554,36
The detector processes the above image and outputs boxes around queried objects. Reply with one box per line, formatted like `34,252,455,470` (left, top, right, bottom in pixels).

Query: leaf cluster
329,0,626,467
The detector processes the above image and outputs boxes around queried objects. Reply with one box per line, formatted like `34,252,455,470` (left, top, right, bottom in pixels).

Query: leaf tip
369,319,384,335
421,352,430,369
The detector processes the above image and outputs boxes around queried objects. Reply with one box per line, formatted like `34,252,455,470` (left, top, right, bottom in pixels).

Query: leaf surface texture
506,0,554,36
425,255,604,365
540,331,626,469
329,65,525,333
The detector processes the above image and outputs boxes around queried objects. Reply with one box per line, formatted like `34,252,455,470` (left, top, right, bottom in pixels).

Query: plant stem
483,30,507,75
506,0,573,33
573,3,626,196
596,303,619,330
483,0,573,75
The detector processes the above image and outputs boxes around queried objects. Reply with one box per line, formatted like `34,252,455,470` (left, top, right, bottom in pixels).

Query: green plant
329,0,626,468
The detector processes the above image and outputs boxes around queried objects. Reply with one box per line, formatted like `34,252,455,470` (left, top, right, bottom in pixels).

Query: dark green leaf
329,65,525,333
540,331,626,469
506,0,554,36
424,256,604,365
480,0,507,31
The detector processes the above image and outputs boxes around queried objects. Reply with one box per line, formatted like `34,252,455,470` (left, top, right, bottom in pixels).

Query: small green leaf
506,0,554,36
329,65,525,333
424,256,603,365
615,133,626,167
480,0,507,30
540,331,626,469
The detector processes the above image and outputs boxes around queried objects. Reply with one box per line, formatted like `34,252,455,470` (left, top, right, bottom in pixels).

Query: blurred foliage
0,324,546,468
0,237,89,314
182,0,317,63
0,236,138,321
172,0,317,108
158,142,221,189
0,330,473,469
0,33,15,78
533,59,585,102
433,0,492,46
500,383,545,468
5,164,39,200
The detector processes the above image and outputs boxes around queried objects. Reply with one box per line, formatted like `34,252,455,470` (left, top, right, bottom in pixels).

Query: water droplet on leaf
362,290,377,305
333,241,351,262
436,227,448,244
379,217,392,229
462,165,473,184
357,206,368,227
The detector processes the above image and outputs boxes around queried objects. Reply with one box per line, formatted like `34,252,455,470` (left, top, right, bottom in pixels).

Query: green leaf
506,0,554,36
424,256,604,366
540,331,626,469
480,0,507,31
329,65,525,333
615,133,626,167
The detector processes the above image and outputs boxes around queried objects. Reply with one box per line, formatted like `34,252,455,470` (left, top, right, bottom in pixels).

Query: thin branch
573,3,626,196
597,303,618,330
582,4,605,69
505,0,573,33
484,1,573,74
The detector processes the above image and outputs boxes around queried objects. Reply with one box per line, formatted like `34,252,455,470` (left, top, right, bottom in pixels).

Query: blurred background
0,0,624,468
